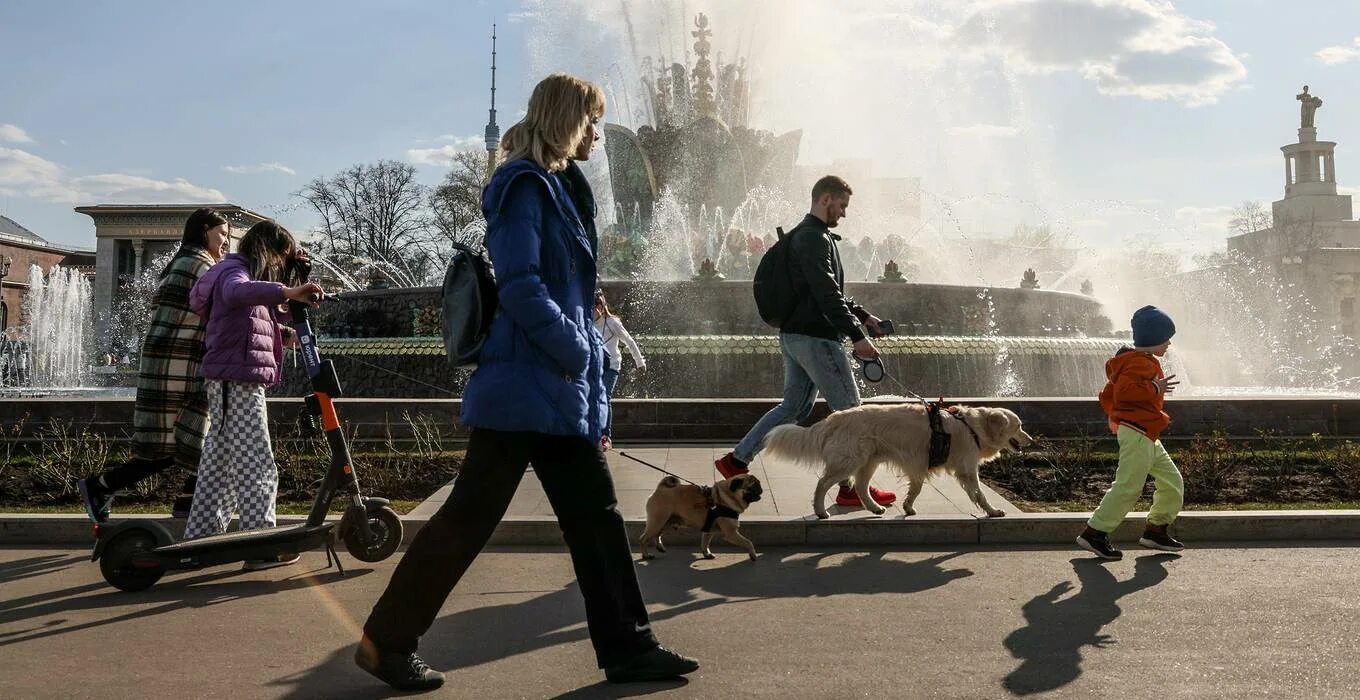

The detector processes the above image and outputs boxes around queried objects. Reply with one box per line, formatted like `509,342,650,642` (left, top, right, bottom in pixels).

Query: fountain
272,8,1360,402
273,9,1126,399
0,264,94,394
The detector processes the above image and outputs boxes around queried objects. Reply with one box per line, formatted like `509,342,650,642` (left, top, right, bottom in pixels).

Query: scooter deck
154,523,334,556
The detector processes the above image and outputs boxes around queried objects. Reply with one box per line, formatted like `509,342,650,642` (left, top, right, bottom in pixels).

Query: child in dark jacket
1077,305,1185,560
181,221,321,570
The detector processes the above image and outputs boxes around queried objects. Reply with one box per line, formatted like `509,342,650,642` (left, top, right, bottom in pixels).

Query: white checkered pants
183,380,278,540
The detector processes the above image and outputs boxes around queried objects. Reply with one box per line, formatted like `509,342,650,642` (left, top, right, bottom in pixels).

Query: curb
6,510,1360,547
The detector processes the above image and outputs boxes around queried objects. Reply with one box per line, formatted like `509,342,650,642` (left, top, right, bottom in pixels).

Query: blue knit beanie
1131,305,1175,348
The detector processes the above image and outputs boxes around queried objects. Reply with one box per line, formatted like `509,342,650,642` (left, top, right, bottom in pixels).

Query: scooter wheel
100,531,164,592
343,506,403,562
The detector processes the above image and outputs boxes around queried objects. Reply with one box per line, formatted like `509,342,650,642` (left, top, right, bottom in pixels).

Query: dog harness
926,401,982,467
697,485,741,532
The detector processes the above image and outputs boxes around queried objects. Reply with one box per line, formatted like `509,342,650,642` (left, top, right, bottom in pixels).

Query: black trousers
363,428,659,668
99,456,194,493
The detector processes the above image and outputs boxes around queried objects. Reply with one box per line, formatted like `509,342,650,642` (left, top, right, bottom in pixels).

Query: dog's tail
761,422,829,466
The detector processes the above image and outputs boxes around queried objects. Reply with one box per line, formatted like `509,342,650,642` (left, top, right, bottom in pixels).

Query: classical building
0,214,95,335
1226,86,1360,337
76,203,269,344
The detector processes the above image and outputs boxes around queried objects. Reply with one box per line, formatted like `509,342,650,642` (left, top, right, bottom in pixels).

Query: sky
3,0,1360,261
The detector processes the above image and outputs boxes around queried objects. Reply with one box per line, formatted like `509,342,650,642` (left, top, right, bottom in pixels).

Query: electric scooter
91,260,403,592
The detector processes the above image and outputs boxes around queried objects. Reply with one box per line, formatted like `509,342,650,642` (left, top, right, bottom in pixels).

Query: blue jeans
733,333,861,463
602,367,620,437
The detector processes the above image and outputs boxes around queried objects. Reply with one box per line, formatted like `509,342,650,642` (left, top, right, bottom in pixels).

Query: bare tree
298,160,436,285
1228,200,1272,237
430,149,490,252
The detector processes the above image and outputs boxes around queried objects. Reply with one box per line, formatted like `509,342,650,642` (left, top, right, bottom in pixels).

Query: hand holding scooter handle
285,282,324,307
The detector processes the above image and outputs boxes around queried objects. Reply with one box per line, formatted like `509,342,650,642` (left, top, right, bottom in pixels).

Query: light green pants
1088,424,1184,533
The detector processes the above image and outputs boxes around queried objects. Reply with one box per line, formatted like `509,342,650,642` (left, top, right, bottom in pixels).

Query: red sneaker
600,435,613,451
715,453,749,479
834,485,897,508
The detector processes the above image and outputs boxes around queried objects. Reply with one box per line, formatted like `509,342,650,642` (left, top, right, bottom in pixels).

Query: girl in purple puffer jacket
182,221,322,567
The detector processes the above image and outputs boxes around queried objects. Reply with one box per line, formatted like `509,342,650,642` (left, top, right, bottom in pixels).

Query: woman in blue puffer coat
355,73,699,692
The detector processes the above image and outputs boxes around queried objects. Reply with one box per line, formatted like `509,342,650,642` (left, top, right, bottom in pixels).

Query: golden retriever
762,403,1032,519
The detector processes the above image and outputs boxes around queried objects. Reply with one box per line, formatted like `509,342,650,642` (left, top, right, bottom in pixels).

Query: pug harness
620,448,745,532
618,451,740,532
694,485,742,532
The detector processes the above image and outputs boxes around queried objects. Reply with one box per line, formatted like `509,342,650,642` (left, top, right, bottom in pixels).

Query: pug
639,473,763,561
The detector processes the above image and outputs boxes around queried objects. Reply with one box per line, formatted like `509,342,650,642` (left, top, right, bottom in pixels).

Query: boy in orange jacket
1077,305,1185,559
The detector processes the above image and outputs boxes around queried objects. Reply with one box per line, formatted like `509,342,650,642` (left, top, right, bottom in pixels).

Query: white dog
762,403,1033,519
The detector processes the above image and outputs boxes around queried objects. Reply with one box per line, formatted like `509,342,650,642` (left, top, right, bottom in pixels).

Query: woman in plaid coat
78,208,232,522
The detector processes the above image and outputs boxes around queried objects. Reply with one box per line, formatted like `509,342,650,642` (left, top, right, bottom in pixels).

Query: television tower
483,24,500,180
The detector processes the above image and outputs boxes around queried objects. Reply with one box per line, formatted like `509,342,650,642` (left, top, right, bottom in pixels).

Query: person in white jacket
593,290,645,450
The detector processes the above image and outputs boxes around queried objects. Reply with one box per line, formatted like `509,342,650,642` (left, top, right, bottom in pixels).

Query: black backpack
440,242,499,368
753,226,798,328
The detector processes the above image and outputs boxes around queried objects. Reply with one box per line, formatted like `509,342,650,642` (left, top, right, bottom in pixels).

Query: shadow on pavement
550,678,689,698
0,561,372,649
274,548,973,697
641,548,974,603
1002,553,1178,695
0,552,87,586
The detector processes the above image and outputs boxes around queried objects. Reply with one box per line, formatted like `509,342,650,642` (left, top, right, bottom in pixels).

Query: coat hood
1105,346,1160,382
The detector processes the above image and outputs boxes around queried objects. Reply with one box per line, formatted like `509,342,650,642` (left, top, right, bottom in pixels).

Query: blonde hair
500,73,605,173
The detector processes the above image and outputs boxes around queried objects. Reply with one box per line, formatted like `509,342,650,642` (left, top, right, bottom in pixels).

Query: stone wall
265,279,1118,398
600,280,1113,337
7,396,1359,442
270,336,1123,399
310,280,1112,339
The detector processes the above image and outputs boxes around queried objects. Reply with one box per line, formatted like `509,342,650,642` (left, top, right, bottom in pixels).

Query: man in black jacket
715,175,896,510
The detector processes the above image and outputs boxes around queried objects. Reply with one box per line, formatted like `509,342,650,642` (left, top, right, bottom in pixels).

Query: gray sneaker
355,636,445,692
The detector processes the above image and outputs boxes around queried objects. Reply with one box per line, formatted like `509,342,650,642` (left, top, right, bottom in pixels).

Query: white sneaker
243,553,301,571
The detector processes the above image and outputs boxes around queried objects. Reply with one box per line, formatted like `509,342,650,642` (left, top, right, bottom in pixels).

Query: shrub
1178,431,1244,503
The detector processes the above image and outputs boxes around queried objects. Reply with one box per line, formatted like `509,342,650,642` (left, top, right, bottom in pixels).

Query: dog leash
855,355,981,447
855,354,933,404
619,451,706,488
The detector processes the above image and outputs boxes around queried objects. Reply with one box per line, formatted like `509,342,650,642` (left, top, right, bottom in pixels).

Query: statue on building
692,257,725,282
1020,268,1040,290
1080,279,1094,296
604,12,802,242
690,13,716,117
1297,85,1323,128
878,260,907,283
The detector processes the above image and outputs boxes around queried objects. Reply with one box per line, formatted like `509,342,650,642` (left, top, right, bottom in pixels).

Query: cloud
223,162,296,175
0,124,34,144
954,0,1247,106
945,123,1021,137
70,174,224,202
1317,37,1360,65
0,146,223,204
407,135,484,166
0,147,74,200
